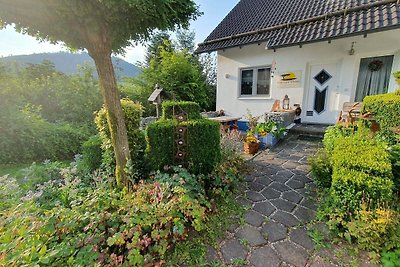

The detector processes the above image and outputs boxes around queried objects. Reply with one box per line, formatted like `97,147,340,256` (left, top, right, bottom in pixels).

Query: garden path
206,134,380,267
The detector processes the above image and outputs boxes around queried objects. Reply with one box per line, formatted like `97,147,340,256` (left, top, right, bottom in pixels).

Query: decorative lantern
283,95,290,110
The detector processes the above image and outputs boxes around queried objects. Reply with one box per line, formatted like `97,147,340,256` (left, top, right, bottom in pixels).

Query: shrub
323,125,354,155
95,99,146,182
0,107,89,163
327,136,394,223
162,100,201,120
346,204,400,254
309,149,332,188
390,144,400,192
146,118,220,175
331,136,393,178
0,180,207,266
362,92,400,129
80,135,103,172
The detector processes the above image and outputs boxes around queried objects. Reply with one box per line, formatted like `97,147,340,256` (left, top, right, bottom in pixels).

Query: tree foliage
124,30,216,114
0,0,201,186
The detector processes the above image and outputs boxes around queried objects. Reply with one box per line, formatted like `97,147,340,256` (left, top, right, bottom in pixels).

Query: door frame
302,59,342,124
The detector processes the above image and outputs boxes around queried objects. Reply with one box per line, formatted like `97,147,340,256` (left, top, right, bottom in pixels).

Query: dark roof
196,0,400,53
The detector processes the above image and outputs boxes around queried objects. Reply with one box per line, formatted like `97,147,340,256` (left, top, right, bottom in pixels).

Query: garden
0,99,248,266
310,89,400,265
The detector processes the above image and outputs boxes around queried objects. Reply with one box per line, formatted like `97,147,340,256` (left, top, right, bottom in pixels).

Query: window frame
239,65,272,98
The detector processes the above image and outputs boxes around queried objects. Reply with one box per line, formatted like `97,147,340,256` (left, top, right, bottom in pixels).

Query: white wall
216,30,400,124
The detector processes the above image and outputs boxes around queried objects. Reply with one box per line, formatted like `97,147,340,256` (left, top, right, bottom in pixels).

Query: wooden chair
336,102,362,126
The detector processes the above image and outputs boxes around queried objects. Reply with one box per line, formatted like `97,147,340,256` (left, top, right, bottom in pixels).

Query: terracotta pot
244,142,259,155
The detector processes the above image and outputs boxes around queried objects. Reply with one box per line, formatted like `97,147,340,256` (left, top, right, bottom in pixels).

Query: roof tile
196,0,400,53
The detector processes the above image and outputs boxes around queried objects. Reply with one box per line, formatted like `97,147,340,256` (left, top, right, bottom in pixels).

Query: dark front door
355,55,394,101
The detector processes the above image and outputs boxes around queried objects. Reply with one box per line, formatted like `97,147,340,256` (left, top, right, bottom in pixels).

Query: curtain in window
355,55,394,102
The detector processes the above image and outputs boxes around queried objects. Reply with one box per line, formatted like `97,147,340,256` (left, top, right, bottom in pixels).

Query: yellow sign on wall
277,71,302,88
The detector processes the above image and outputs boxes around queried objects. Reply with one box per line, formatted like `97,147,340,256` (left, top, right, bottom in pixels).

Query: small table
209,116,242,133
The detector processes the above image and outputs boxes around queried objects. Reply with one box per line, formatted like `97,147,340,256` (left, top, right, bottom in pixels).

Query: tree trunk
90,48,131,188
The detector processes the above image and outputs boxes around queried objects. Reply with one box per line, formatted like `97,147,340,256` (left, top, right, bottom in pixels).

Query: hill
0,52,141,78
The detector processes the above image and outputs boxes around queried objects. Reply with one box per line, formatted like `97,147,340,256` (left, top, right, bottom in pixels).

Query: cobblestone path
206,135,379,267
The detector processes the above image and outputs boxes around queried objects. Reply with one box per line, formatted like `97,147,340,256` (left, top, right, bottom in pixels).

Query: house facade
196,0,400,124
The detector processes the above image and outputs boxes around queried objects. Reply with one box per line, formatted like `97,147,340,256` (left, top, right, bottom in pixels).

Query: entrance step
288,123,330,139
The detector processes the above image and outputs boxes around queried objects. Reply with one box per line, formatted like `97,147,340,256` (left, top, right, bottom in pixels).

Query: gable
196,0,400,53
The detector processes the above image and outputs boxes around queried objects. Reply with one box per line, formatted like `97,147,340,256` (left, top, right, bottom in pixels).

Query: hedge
323,125,354,155
361,91,400,129
331,136,393,178
330,136,394,214
162,101,201,120
95,99,146,182
146,118,221,175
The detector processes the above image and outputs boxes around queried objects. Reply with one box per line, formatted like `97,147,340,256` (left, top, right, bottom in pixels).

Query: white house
196,0,400,124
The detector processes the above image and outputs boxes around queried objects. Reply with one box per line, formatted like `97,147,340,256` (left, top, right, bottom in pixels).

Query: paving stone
283,161,302,169
236,225,267,246
274,241,309,267
221,239,248,263
206,245,218,262
245,210,265,227
296,164,311,172
269,182,291,192
248,181,265,192
273,174,292,184
261,187,281,199
307,256,336,267
293,174,313,184
244,174,255,182
254,201,276,217
236,196,253,208
246,191,265,202
261,221,287,242
282,191,303,204
287,179,305,190
290,227,315,250
294,206,316,223
288,155,304,161
269,158,288,166
255,176,273,186
270,199,297,212
262,166,281,175
271,210,300,227
310,222,331,240
276,170,294,179
250,246,281,267
300,198,318,211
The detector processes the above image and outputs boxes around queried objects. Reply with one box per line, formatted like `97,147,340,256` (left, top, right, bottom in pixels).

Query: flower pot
244,142,259,155
258,133,278,148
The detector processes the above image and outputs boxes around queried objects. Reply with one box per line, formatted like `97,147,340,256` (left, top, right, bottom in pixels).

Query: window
240,67,271,96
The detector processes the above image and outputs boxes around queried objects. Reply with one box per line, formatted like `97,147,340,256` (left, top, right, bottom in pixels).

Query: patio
205,133,380,267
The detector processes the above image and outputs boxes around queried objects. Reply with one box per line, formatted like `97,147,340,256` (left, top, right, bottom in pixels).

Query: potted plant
256,121,286,148
394,71,400,87
243,131,260,155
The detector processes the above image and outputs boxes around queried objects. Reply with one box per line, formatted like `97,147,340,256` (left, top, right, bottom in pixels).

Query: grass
0,163,30,177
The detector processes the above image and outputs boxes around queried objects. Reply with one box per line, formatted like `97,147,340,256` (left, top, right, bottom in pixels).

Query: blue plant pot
258,133,278,148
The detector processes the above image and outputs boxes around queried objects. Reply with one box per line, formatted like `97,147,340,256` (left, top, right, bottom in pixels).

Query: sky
0,0,239,64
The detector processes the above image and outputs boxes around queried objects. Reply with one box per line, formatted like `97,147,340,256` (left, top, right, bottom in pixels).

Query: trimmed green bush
309,149,332,188
162,100,201,120
331,136,392,178
362,92,400,129
95,99,146,181
146,118,220,175
329,136,394,219
323,125,354,155
80,135,103,171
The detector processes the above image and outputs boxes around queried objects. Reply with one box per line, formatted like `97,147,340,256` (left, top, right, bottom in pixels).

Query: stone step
288,123,331,139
